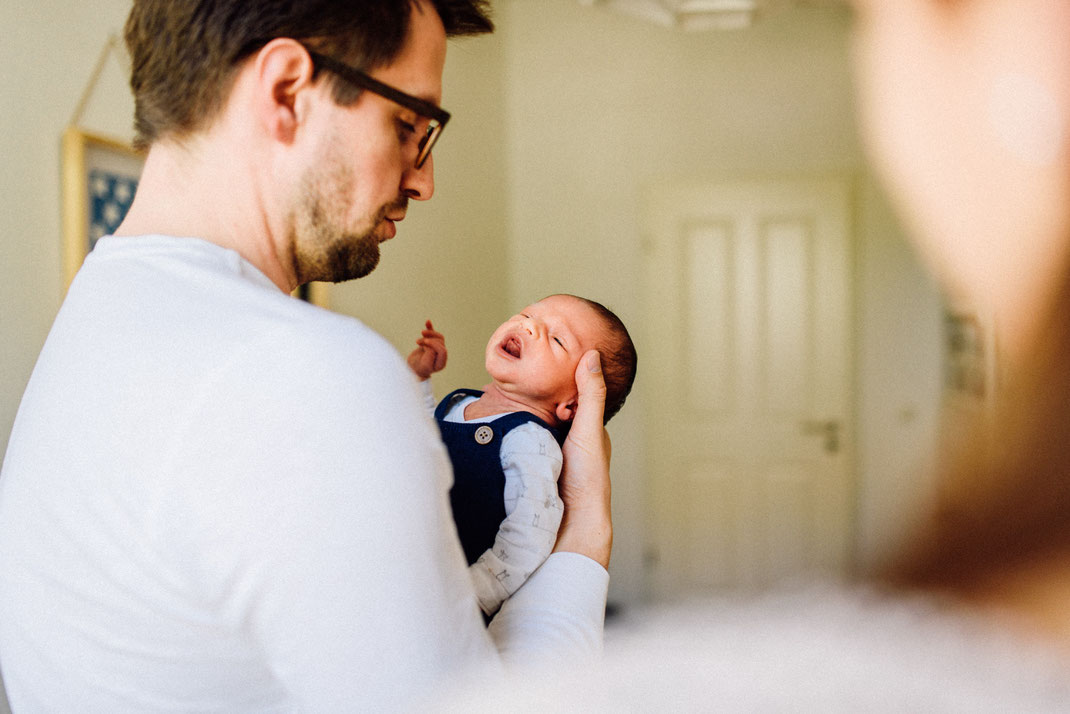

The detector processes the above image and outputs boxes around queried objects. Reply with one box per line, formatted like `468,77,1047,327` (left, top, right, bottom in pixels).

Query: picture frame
61,127,145,289
60,126,329,308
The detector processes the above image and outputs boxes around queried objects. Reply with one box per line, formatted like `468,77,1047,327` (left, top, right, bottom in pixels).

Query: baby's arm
470,423,564,616
406,320,447,381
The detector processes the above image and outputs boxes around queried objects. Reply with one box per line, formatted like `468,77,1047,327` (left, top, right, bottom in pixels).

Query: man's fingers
571,350,607,434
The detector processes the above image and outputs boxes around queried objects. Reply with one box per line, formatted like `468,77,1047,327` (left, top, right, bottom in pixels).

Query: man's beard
290,152,407,284
293,203,382,284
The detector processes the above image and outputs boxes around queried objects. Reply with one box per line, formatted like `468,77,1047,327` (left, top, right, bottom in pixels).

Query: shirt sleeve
417,376,437,412
489,553,609,668
469,422,564,615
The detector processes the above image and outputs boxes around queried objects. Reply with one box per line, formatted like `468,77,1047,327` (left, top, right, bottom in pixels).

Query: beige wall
1,0,944,653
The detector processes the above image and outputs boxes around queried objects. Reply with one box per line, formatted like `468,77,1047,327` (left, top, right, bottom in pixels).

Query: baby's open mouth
502,336,522,358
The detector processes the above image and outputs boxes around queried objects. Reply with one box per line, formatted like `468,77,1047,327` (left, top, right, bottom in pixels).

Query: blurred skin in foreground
851,0,1070,640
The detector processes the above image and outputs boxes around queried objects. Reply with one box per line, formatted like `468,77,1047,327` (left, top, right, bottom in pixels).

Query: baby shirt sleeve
469,422,564,615
417,378,437,413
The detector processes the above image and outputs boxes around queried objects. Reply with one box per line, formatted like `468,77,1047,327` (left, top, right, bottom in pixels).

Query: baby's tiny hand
406,319,448,380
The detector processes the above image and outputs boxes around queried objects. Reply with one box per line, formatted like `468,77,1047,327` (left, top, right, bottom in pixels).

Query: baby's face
485,295,605,420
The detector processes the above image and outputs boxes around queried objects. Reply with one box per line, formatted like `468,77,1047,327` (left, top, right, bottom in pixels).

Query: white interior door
641,178,854,598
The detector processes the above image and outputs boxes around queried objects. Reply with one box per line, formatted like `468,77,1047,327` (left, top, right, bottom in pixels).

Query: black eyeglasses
305,50,450,169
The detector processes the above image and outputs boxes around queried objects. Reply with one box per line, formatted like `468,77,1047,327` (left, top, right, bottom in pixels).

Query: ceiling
576,0,847,31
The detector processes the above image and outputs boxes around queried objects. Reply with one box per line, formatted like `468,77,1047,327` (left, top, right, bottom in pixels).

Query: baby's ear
555,398,577,425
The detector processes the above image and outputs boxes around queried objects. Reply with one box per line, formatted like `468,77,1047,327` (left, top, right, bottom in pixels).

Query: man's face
291,0,447,283
485,295,605,418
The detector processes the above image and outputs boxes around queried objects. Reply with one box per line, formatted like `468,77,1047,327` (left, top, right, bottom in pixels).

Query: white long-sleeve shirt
0,235,608,712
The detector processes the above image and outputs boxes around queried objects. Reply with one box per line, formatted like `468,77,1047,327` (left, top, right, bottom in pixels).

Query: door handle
800,419,840,454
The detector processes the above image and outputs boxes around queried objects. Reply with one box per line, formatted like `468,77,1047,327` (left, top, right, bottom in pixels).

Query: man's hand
554,350,613,569
406,320,447,380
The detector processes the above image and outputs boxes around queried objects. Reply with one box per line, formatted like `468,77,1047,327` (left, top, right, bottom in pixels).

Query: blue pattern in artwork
88,169,138,251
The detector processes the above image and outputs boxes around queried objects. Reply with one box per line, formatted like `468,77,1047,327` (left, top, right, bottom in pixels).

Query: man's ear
251,38,317,144
555,397,578,425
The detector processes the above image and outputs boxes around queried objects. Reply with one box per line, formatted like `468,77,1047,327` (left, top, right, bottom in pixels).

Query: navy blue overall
434,388,565,566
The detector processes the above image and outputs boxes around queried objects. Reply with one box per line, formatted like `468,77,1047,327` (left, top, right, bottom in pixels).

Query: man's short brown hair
124,0,492,150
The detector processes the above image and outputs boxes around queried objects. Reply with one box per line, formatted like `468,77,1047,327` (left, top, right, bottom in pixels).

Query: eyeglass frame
304,49,450,170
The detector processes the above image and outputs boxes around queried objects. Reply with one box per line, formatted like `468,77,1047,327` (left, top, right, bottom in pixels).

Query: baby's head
485,294,637,427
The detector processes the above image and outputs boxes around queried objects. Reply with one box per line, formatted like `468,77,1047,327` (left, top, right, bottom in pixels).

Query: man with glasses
0,1,613,711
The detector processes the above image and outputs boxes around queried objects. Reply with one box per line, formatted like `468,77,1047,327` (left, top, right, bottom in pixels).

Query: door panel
642,178,854,597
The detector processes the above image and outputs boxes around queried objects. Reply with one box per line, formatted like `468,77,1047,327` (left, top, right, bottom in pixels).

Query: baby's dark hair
554,295,637,425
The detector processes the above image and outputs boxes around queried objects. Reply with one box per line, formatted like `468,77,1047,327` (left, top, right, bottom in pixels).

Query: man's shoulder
277,302,403,375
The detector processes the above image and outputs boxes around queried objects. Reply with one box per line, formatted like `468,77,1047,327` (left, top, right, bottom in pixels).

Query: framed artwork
61,127,144,289
60,126,329,308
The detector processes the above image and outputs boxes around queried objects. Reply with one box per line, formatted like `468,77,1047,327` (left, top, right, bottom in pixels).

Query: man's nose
401,153,434,201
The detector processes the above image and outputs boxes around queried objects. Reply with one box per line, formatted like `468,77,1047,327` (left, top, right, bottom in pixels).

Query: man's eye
397,120,417,140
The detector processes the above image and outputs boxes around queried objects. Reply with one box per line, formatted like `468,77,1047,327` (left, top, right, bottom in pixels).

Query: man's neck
113,131,295,294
